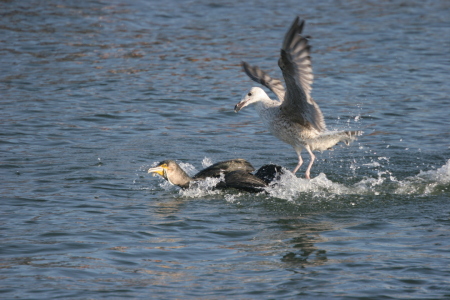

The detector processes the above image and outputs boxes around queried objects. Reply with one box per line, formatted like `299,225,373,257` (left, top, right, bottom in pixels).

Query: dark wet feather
219,170,267,193
193,159,255,180
255,164,284,184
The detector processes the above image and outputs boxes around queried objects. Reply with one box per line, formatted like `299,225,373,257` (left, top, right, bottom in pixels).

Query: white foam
362,162,381,168
394,159,450,195
264,159,450,199
224,194,242,204
201,157,214,168
417,159,450,183
178,162,198,177
179,175,224,198
264,171,351,201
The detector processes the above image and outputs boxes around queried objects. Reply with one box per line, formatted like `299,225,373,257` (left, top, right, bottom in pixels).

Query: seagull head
234,87,269,112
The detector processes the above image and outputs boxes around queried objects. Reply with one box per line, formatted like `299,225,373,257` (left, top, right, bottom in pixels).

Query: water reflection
275,217,332,268
153,197,186,217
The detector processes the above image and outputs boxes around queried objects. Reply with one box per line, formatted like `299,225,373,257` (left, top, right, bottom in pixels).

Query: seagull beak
148,165,165,177
234,100,247,113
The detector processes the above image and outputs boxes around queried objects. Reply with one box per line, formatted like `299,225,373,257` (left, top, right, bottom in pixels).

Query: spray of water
141,158,450,201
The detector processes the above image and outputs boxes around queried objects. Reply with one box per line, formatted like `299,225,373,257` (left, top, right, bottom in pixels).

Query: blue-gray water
1,0,450,299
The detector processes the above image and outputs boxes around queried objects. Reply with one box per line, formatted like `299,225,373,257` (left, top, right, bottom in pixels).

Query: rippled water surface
1,0,450,299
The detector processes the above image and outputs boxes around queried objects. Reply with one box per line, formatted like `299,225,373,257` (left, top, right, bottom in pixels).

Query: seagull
234,16,361,179
148,159,284,193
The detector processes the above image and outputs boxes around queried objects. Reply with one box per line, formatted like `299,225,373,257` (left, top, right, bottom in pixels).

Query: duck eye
248,92,252,96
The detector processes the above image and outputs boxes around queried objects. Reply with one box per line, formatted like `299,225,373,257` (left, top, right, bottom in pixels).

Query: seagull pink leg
304,145,315,179
292,148,303,174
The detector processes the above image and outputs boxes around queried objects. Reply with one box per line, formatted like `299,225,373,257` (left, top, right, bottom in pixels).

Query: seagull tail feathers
341,130,363,146
312,130,362,151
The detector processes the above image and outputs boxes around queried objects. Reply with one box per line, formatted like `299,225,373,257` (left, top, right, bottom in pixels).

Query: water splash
179,175,224,198
417,159,450,183
142,159,450,200
264,171,350,201
201,157,214,168
263,160,450,200
394,159,450,195
224,194,242,204
178,162,198,177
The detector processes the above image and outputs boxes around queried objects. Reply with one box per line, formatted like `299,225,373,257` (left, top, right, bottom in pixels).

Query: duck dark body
148,159,284,193
216,170,267,193
193,159,255,180
255,164,284,184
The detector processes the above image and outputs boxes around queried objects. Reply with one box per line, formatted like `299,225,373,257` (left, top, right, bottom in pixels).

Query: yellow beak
148,166,165,177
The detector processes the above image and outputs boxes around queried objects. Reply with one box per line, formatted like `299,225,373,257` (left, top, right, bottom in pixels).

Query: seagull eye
248,92,252,96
